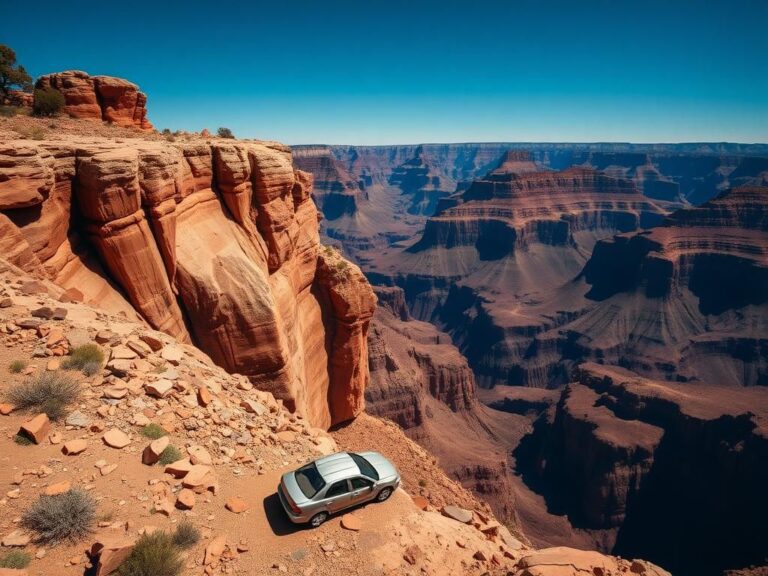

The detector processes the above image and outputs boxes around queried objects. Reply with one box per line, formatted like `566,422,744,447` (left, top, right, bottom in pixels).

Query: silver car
278,451,400,527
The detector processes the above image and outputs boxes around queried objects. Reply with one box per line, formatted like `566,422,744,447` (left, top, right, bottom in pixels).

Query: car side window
325,480,350,498
351,477,373,490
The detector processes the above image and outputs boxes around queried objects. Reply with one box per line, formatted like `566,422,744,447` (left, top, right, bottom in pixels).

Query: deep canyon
1,70,766,576
294,142,768,575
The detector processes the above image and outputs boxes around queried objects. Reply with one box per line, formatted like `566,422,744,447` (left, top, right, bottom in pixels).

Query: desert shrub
140,423,167,439
118,530,184,576
5,370,80,421
158,445,183,466
32,87,65,117
63,344,104,372
0,550,31,568
16,126,46,140
22,488,95,544
172,520,200,550
0,105,18,117
8,359,26,373
14,433,34,446
216,127,234,139
418,478,427,488
82,361,102,377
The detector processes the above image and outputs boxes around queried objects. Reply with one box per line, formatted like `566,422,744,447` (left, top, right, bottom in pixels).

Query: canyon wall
0,136,375,428
366,285,524,526
513,363,768,576
35,70,153,131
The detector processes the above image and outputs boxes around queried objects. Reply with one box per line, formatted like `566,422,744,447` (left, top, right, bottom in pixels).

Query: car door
349,477,375,505
323,480,352,513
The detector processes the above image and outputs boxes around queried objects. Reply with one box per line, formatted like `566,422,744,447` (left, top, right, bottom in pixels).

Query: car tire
309,512,328,528
376,487,393,502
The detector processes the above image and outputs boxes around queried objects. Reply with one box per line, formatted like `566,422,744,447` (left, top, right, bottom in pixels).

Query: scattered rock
205,535,227,565
44,481,71,496
340,513,361,531
90,536,135,576
20,413,50,444
441,505,473,524
144,379,173,398
102,428,131,449
225,497,250,514
65,411,90,428
142,436,169,465
62,438,88,455
176,489,196,510
412,495,428,511
1,529,30,547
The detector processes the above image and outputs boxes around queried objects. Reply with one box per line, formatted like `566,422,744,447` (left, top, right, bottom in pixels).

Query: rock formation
513,363,768,576
366,158,670,388
0,135,375,428
293,142,768,263
35,71,153,131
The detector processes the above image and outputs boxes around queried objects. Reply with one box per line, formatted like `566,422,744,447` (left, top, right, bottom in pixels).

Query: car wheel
309,512,328,528
376,487,393,502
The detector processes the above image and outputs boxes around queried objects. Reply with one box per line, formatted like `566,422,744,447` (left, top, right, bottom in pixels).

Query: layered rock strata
0,136,375,428
35,71,153,131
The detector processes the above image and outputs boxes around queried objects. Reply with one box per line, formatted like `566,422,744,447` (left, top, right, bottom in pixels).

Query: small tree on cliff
217,127,235,139
0,45,32,100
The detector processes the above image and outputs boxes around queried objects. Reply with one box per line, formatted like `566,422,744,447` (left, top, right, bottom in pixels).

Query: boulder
175,489,196,510
90,536,136,576
142,436,169,465
19,413,50,444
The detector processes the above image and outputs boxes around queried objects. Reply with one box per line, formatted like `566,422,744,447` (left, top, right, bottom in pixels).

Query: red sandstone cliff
35,71,153,131
0,135,375,428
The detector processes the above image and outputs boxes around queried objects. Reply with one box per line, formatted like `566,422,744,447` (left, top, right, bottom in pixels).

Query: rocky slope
35,71,153,131
513,363,768,576
0,134,376,429
0,258,674,576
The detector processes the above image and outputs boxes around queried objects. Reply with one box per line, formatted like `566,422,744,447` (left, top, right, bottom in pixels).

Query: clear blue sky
3,0,767,144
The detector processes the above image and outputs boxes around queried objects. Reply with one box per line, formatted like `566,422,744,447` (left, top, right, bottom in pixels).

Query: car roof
314,452,361,485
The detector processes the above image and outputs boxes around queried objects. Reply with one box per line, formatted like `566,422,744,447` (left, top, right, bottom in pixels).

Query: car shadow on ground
263,492,309,536
264,489,396,537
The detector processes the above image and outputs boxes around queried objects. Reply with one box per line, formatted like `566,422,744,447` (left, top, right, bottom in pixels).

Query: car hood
358,451,399,481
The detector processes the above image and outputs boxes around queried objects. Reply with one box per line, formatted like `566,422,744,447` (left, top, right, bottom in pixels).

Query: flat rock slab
102,428,131,449
441,505,473,524
225,497,250,514
341,513,361,531
63,439,88,455
2,529,31,547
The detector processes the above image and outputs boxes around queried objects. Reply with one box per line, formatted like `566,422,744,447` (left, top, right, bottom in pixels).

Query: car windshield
349,453,379,481
295,463,326,498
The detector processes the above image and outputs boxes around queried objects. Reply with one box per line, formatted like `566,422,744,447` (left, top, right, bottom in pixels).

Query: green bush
158,445,183,466
8,359,26,373
216,127,234,139
14,433,34,446
5,371,80,421
118,531,184,576
172,520,200,550
22,489,95,544
0,550,31,568
140,423,167,439
63,344,104,372
32,87,65,117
